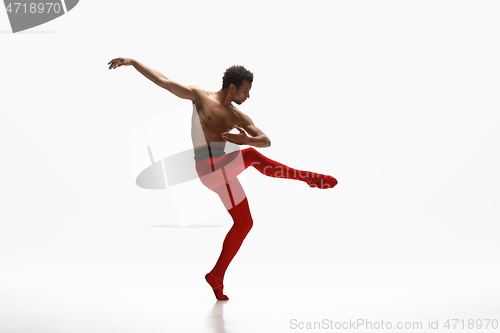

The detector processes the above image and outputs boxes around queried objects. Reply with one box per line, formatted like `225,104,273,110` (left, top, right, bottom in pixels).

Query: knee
242,219,253,234
243,147,258,158
242,147,262,167
234,213,253,234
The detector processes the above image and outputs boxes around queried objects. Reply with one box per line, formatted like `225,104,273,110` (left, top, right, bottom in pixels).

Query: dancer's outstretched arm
107,57,198,101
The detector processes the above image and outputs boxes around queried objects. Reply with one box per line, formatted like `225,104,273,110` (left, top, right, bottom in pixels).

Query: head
222,65,253,105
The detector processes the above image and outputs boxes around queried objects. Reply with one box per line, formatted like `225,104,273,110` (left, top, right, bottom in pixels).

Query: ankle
209,271,224,281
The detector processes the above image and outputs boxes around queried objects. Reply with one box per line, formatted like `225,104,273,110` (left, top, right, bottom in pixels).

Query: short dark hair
222,65,253,89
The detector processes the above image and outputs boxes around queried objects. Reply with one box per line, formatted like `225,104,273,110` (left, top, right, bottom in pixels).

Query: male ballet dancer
108,57,338,300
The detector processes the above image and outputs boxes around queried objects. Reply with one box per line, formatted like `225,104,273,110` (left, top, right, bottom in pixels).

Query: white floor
1,231,499,333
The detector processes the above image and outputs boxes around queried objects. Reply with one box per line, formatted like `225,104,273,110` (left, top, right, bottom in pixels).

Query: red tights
197,147,337,300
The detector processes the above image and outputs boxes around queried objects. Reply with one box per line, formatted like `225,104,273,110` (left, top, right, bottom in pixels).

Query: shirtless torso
193,91,245,145
189,79,270,149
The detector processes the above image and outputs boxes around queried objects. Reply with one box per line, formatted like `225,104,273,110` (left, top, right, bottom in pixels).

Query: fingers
108,59,118,70
234,124,245,133
108,58,124,69
222,133,245,145
231,125,243,134
222,132,236,142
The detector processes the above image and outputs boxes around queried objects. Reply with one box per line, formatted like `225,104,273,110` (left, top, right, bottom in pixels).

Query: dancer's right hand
108,57,134,69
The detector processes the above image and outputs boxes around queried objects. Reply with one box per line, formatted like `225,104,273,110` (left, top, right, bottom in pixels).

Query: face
232,80,252,105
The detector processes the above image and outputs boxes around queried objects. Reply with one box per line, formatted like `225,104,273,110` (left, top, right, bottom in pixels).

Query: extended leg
240,147,338,188
197,147,338,191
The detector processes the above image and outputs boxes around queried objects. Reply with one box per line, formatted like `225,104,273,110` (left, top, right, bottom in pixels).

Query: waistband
194,146,226,162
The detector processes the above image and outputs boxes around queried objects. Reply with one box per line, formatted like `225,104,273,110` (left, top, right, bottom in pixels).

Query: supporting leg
203,178,253,300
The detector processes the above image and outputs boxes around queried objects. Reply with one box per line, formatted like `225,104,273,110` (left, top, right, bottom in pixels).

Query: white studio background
1,1,500,332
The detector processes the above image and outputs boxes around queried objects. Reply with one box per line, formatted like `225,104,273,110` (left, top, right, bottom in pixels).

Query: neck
214,88,233,106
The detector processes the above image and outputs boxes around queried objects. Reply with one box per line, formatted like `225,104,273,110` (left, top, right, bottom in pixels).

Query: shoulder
230,104,253,125
188,85,208,96
187,86,212,105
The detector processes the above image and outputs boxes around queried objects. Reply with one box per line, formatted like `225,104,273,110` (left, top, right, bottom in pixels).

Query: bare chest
208,111,229,127
201,107,238,132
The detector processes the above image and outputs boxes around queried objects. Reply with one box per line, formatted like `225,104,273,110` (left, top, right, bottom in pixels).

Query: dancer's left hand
222,125,249,145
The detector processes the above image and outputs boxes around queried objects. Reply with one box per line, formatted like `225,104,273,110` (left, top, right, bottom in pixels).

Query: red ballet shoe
205,272,229,301
308,174,338,189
